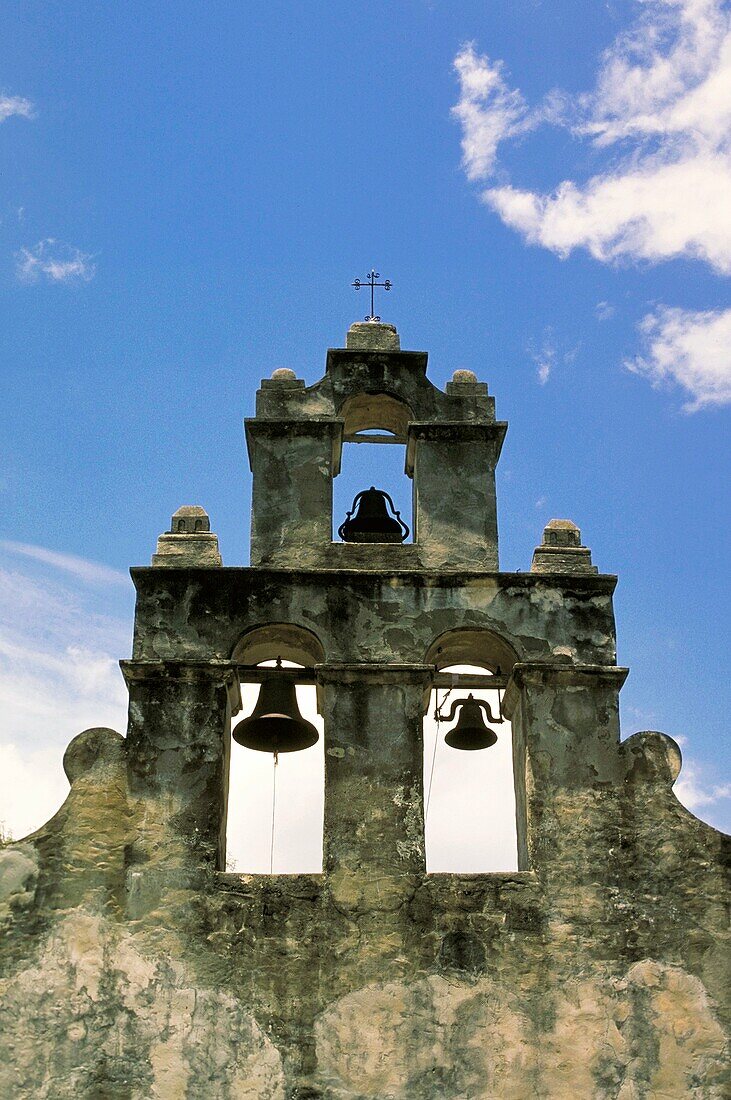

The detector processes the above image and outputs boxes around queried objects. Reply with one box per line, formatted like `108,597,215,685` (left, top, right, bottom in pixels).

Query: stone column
121,660,239,883
503,662,628,881
245,418,343,567
318,665,431,906
407,422,506,570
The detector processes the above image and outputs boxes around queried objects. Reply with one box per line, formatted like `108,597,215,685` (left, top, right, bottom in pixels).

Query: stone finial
446,368,489,396
542,518,582,547
260,367,305,392
152,506,222,567
170,505,210,534
531,519,597,574
346,321,400,352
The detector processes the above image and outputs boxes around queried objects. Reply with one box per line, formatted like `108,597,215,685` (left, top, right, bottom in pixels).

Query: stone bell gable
247,320,505,571
0,321,728,1099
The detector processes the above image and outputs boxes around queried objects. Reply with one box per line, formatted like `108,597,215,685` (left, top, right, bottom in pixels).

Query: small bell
232,659,319,754
441,694,500,751
338,486,409,543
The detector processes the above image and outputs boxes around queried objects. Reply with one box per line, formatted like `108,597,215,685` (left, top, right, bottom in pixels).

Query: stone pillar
318,665,430,905
245,418,343,566
503,662,628,882
121,660,239,877
407,422,506,569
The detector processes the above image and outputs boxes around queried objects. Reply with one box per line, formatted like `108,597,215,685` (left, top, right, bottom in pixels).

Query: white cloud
534,346,554,385
486,151,731,270
0,547,132,841
675,759,731,815
0,744,69,843
0,95,33,123
596,300,616,321
454,1,731,272
1,540,128,587
16,238,96,284
527,328,581,385
626,304,731,410
452,44,532,180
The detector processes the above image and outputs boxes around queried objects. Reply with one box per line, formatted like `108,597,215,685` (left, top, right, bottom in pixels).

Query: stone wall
0,564,728,1098
1,324,728,1097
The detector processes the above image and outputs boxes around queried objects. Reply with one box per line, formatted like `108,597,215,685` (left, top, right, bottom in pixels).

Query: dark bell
232,663,319,754
338,486,409,544
442,694,499,751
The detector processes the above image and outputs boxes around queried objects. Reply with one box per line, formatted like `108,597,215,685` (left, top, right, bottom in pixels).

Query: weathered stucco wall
0,718,728,1097
1,324,728,1097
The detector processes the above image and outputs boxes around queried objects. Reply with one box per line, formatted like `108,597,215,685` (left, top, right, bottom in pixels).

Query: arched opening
423,630,523,873
226,625,325,873
341,392,411,441
334,393,413,543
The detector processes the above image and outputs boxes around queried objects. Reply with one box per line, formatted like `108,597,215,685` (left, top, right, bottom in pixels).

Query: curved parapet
63,726,126,783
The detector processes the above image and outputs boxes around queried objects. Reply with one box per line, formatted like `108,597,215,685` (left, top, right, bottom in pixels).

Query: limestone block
345,321,400,351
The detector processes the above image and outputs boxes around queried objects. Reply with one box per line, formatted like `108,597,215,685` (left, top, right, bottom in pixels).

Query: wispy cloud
16,238,96,284
0,541,129,587
0,744,69,843
453,1,731,272
626,305,731,411
675,760,731,815
527,328,581,385
452,44,533,181
0,95,34,123
532,340,554,385
596,300,616,322
0,545,132,840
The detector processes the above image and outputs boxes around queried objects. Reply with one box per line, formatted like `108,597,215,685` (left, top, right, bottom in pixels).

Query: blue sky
0,1,729,849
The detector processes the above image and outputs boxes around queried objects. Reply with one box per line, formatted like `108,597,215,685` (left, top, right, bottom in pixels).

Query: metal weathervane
352,269,392,322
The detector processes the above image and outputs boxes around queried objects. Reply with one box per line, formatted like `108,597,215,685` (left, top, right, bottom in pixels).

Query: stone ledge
503,661,629,718
129,564,619,593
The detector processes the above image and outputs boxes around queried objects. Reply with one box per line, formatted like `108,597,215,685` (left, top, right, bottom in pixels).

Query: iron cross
352,269,392,322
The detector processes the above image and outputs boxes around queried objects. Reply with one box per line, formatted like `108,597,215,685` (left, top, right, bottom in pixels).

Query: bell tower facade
246,320,505,570
1,319,728,1098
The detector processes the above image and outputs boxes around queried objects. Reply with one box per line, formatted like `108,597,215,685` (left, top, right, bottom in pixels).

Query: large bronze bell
338,486,409,543
442,694,500,751
232,660,319,754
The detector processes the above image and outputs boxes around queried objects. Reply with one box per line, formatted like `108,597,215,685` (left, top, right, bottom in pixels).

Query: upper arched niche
339,392,412,443
232,623,325,667
425,628,519,674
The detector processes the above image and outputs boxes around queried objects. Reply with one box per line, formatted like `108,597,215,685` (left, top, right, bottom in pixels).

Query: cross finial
352,269,392,322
